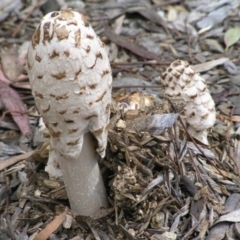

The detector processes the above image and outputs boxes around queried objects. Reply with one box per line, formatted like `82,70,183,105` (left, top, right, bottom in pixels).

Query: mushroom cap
27,9,112,159
161,60,215,143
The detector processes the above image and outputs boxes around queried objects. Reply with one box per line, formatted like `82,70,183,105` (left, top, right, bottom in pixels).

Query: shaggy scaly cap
161,60,215,144
27,9,112,176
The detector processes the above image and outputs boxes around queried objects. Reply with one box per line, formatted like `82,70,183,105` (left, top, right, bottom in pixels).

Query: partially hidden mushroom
161,60,216,144
26,9,112,216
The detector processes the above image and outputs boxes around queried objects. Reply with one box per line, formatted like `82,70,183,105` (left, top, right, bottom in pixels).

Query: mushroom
161,60,215,144
26,9,112,216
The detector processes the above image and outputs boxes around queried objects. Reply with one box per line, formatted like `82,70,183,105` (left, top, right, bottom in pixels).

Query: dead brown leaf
33,208,68,240
1,47,23,82
104,27,161,61
0,81,31,135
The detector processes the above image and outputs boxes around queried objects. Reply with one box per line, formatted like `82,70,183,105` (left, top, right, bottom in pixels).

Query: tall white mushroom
161,60,215,144
26,9,112,216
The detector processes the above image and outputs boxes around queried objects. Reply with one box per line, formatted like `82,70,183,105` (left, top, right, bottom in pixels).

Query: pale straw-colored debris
161,60,216,144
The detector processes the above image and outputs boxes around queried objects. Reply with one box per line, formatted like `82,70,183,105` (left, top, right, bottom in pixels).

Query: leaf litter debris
0,0,240,239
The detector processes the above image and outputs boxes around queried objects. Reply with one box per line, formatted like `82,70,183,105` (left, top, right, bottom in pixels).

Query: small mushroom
26,9,112,216
161,60,215,144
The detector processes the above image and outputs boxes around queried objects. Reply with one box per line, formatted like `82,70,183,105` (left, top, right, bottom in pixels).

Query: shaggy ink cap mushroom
26,9,112,215
161,60,216,144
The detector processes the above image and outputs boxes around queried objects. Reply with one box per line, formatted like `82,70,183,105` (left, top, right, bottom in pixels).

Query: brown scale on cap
49,128,61,138
85,46,91,53
55,93,69,101
57,9,74,21
49,50,59,59
74,68,82,80
75,86,86,95
101,69,110,77
64,119,74,124
42,105,50,113
96,52,102,59
34,91,43,99
42,22,52,44
64,51,70,57
74,30,81,47
51,72,66,80
32,26,41,48
35,54,42,62
84,114,98,120
87,35,94,39
55,25,69,41
67,139,80,146
68,128,78,134
72,108,80,114
58,110,67,115
89,84,97,89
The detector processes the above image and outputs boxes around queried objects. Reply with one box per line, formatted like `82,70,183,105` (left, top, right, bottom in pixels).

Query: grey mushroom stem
57,132,109,215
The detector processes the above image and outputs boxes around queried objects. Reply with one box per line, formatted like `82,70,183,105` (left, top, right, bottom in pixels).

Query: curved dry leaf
1,47,23,81
215,209,240,225
33,208,68,240
224,27,240,51
0,81,31,135
126,113,179,135
193,58,229,73
206,222,230,240
197,5,231,29
205,39,224,53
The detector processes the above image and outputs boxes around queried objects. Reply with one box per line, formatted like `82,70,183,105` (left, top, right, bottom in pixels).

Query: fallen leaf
0,81,31,135
1,47,23,81
126,113,179,135
215,209,240,224
205,39,224,53
231,115,240,122
224,27,240,51
197,5,231,30
33,208,68,240
206,222,230,240
104,27,161,61
193,58,229,73
127,7,169,34
225,193,240,211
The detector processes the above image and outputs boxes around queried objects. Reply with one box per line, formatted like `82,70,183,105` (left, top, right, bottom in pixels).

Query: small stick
0,151,34,171
12,0,45,37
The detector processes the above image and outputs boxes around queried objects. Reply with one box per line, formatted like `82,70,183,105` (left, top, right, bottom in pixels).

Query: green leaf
224,27,240,51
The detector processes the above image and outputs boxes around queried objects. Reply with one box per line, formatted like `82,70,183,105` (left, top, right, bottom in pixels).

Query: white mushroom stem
27,10,112,216
57,132,108,214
